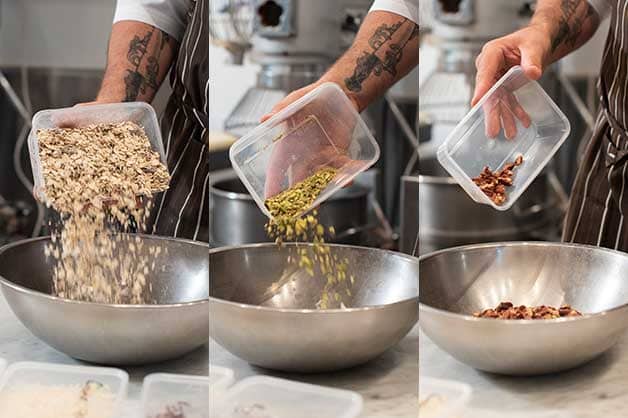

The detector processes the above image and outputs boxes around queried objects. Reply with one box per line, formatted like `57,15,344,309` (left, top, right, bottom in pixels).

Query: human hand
261,83,360,199
472,26,551,139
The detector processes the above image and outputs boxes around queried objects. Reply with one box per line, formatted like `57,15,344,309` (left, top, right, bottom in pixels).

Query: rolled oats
38,121,170,304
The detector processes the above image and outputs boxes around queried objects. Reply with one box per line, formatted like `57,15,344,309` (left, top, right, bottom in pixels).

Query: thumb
519,44,544,80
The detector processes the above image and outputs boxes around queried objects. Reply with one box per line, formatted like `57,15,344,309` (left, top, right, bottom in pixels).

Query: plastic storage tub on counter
437,66,570,210
27,102,166,203
141,373,209,418
229,82,380,218
209,365,234,392
419,377,472,418
0,361,128,417
214,375,363,418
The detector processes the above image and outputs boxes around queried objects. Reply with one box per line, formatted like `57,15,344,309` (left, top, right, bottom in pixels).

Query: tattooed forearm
550,0,599,53
344,19,419,93
123,29,173,102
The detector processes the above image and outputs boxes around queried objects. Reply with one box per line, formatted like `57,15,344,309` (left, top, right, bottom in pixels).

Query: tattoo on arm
551,0,598,53
124,30,173,102
344,20,419,93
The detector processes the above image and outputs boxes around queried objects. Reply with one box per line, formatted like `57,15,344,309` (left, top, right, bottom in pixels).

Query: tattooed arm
472,0,600,105
262,11,419,118
95,21,179,103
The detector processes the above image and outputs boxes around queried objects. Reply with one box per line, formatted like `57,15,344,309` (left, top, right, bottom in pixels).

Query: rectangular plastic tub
209,365,234,392
419,377,472,418
27,102,166,203
229,82,380,218
0,361,128,417
437,66,570,210
141,373,209,418
214,375,363,418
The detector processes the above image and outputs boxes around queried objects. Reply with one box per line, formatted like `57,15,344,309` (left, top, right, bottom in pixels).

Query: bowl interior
0,236,209,304
420,243,628,316
210,244,418,309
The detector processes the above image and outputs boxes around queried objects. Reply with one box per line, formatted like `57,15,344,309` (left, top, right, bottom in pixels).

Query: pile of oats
37,121,169,304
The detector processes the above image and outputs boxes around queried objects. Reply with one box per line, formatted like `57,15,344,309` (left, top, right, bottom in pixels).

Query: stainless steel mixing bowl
210,243,418,372
420,242,628,375
0,235,209,365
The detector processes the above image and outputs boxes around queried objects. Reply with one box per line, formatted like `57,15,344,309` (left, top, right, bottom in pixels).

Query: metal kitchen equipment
210,0,372,137
401,156,566,255
420,0,532,151
420,242,628,375
209,243,418,372
210,175,369,246
0,235,209,365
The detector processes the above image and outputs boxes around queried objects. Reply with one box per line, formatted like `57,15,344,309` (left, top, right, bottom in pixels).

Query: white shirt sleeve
588,0,613,20
369,0,420,25
113,0,191,42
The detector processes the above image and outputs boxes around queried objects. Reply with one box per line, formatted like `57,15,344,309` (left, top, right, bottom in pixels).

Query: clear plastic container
209,365,234,391
419,377,472,418
229,82,380,218
141,373,208,418
437,66,571,210
213,375,363,418
0,358,6,378
0,361,128,417
27,102,166,203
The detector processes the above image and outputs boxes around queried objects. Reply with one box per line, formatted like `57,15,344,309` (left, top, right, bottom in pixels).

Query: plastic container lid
214,375,363,418
27,102,166,203
419,377,472,418
209,365,234,391
141,373,208,418
0,361,128,417
437,66,571,210
229,82,380,219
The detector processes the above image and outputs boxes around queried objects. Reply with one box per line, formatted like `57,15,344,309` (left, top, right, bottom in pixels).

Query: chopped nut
474,302,582,319
471,156,524,205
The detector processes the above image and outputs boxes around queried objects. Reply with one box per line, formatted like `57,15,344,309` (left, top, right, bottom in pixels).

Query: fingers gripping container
419,377,472,418
229,82,380,218
27,102,167,203
437,66,571,210
141,373,209,418
213,376,363,418
0,362,128,417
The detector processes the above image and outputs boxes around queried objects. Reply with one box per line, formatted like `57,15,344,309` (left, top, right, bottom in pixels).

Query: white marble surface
210,324,419,418
420,329,628,418
0,293,208,417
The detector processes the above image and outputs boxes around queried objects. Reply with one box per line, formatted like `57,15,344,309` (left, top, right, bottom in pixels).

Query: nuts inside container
472,155,523,205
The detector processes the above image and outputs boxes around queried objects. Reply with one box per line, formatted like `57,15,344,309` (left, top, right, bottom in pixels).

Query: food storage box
213,375,363,418
0,361,128,417
229,82,380,218
209,365,234,392
141,373,208,418
419,377,472,418
437,66,570,210
27,102,166,203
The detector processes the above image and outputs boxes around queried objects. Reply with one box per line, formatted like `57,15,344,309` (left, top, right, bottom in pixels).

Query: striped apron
147,0,209,242
563,0,628,249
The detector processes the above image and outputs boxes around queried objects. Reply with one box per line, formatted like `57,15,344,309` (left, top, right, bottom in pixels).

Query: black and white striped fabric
147,0,209,242
563,0,628,249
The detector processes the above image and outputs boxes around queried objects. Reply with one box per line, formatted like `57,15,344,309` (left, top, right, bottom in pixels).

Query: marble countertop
420,329,628,418
211,324,419,418
0,293,208,417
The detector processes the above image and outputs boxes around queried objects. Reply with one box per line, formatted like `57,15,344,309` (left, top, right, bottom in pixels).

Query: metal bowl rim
0,235,209,309
210,242,419,313
419,240,628,324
